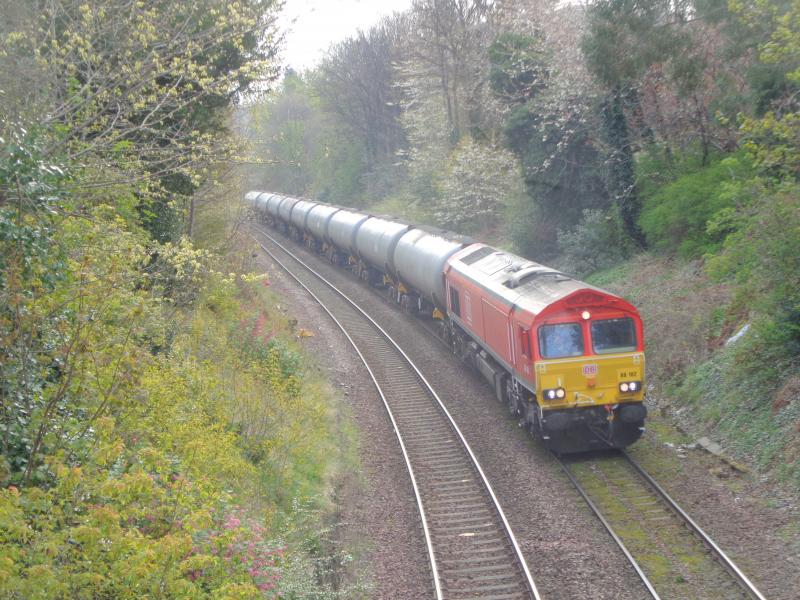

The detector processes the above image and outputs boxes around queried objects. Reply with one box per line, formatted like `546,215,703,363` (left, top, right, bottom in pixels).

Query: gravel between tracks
255,232,650,600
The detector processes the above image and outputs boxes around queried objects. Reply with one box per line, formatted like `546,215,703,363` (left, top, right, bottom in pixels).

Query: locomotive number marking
618,370,640,379
582,364,598,376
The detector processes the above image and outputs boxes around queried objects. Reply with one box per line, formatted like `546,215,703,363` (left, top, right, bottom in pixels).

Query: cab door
511,308,535,385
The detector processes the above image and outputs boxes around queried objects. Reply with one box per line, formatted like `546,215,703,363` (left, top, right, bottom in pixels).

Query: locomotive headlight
618,381,642,393
544,388,566,400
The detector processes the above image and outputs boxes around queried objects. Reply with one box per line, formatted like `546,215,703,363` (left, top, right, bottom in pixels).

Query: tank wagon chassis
246,191,647,454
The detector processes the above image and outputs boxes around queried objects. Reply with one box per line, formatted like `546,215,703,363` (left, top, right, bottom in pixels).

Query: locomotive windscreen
591,318,637,354
538,323,584,359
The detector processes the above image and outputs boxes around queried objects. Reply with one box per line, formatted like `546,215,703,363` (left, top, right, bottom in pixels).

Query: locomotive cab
444,244,647,453
531,291,647,452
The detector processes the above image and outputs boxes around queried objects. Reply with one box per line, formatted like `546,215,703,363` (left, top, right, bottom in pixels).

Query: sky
279,0,413,72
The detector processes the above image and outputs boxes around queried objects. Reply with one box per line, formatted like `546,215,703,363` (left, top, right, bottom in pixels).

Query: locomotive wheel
507,388,521,416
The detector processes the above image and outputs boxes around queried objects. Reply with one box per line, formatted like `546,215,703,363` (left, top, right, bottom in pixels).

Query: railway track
252,226,540,600
253,223,769,600
556,450,766,600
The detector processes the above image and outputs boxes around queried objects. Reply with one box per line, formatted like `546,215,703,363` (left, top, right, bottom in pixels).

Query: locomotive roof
449,244,626,316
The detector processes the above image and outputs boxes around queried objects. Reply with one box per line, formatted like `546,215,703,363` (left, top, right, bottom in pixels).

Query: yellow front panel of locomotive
535,352,645,409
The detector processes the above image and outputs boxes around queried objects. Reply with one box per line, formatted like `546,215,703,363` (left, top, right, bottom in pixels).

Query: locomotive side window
519,326,531,359
538,323,584,359
450,287,461,318
591,317,637,353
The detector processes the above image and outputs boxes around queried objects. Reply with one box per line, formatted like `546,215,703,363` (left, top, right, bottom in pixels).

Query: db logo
582,364,598,376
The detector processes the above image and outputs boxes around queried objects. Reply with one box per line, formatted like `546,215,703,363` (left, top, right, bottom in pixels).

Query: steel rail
252,226,541,600
557,448,766,600
551,452,661,600
622,451,767,600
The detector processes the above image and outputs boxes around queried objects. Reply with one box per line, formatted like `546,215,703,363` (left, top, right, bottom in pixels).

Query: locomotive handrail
505,266,566,288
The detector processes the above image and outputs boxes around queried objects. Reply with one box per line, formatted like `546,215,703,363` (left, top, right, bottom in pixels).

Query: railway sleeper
453,592,531,600
443,580,528,595
429,513,496,526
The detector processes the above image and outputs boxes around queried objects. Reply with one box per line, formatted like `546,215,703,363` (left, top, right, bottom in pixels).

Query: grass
584,261,636,289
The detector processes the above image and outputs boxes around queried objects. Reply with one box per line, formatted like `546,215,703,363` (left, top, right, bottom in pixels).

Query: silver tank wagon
278,196,301,224
328,209,370,255
290,199,318,233
244,191,262,207
394,229,465,310
355,217,412,276
257,192,276,215
307,204,341,243
266,194,285,218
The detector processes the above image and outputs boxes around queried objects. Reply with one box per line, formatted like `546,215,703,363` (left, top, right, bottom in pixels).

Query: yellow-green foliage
0,203,343,597
1,1,349,595
733,0,800,178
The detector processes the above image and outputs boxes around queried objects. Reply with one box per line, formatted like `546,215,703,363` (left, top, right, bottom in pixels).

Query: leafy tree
488,32,549,106
248,73,322,197
733,0,800,178
639,152,755,256
436,137,525,232
489,30,611,258
557,208,628,276
1,0,281,239
581,0,713,245
315,20,407,176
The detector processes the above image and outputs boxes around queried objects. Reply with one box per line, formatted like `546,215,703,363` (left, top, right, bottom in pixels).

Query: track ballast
556,450,766,600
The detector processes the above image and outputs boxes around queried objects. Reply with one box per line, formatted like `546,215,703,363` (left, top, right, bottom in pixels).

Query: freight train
246,191,647,453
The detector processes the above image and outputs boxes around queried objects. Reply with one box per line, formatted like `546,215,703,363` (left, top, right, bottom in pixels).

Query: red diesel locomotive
247,191,647,453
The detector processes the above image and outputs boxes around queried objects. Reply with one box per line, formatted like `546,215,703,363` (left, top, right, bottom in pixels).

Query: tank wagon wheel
398,294,408,313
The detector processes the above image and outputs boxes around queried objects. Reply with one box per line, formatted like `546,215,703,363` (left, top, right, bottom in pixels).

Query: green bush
556,208,630,277
638,151,755,257
671,181,800,487
708,180,800,358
